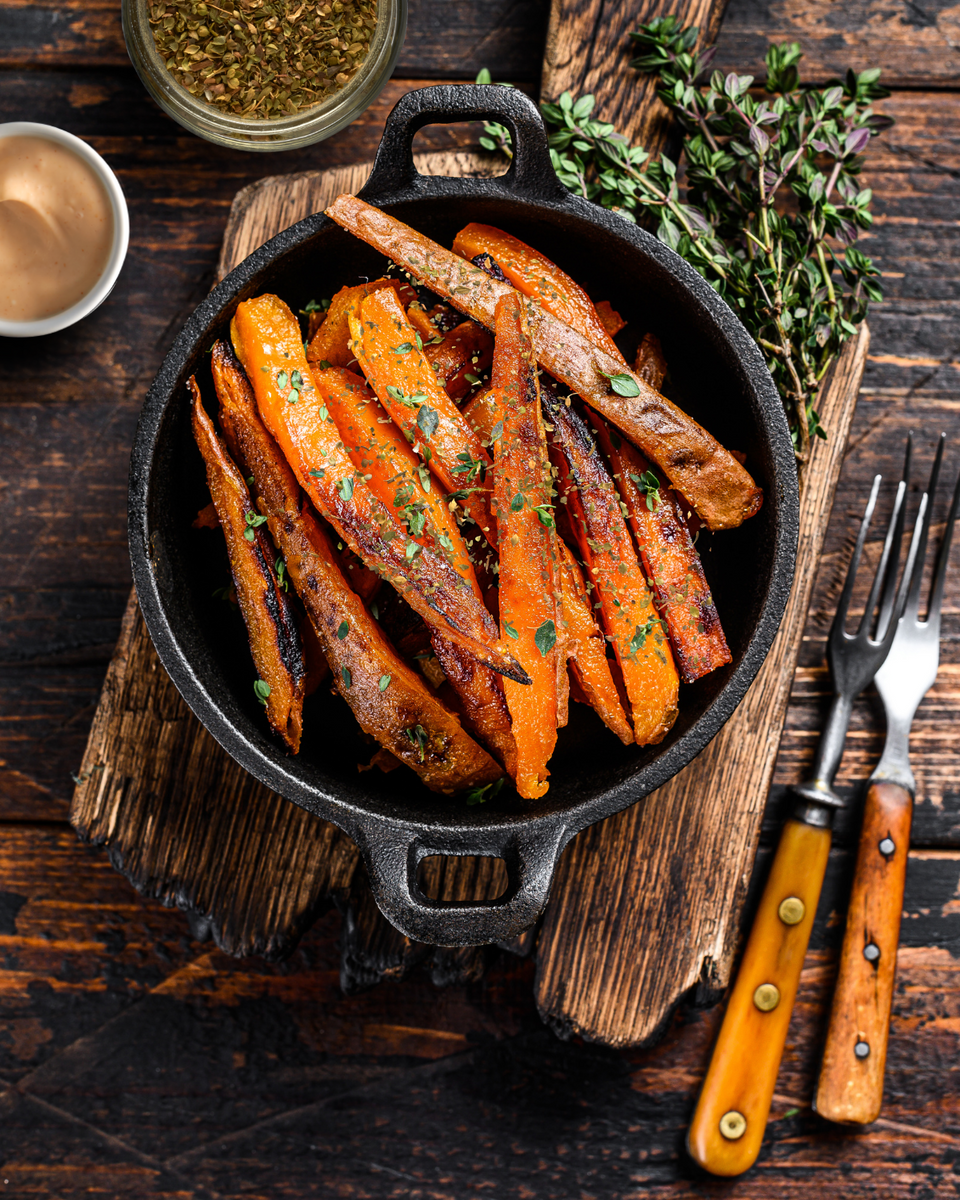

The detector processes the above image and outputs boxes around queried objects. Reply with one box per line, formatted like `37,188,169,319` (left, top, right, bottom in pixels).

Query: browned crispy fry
209,342,502,793
463,385,631,744
306,278,417,368
189,375,304,752
424,319,494,401
635,332,667,391
325,196,762,531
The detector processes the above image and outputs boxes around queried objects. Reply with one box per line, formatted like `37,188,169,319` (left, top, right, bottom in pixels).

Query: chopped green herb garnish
243,510,268,541
319,359,333,370
464,373,481,385
338,476,354,501
253,679,271,705
405,541,422,561
341,666,352,688
510,493,525,512
489,420,503,443
533,503,556,528
405,723,428,761
277,370,289,390
465,777,505,806
534,619,557,656
309,468,325,479
394,342,413,354
599,369,640,398
275,557,289,591
503,621,519,639
630,469,662,510
336,620,349,640
417,405,439,438
378,674,392,692
370,602,379,621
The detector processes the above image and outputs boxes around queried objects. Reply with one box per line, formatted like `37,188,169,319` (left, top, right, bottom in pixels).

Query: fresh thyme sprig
477,22,892,462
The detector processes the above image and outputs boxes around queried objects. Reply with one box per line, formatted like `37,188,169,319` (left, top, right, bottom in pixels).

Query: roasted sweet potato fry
424,319,494,401
463,384,631,743
209,341,502,793
556,550,633,744
313,365,477,586
635,332,668,391
313,365,516,767
349,287,494,537
544,387,679,746
407,300,462,339
189,376,305,753
595,300,626,339
490,293,563,798
453,222,627,365
591,415,731,684
325,196,762,531
231,293,529,685
307,278,416,368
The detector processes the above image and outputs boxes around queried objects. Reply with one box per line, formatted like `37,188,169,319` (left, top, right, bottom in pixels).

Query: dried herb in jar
148,0,378,119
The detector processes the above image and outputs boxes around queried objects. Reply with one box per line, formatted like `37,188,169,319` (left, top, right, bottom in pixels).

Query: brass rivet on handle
778,896,805,925
719,1110,747,1140
753,982,781,1011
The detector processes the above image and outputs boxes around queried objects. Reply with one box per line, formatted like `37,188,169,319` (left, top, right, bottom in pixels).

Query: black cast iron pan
129,84,799,948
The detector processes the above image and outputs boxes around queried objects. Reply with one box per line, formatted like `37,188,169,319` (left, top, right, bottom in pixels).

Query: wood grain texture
534,323,870,1047
70,592,359,958
815,780,915,1126
541,0,729,150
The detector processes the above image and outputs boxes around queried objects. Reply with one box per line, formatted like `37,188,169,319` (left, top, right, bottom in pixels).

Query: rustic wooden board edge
533,322,870,1048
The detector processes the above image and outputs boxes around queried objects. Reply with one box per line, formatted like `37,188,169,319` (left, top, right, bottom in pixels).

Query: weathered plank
6,0,958,89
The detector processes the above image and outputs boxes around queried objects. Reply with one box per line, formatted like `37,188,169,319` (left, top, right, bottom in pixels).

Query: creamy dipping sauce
0,135,114,323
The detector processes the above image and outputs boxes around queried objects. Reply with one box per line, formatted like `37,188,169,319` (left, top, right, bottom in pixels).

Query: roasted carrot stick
189,375,305,752
209,340,502,793
313,365,477,587
591,415,731,684
231,293,528,685
490,293,562,798
463,385,632,743
544,387,679,746
325,196,762,531
307,278,416,368
453,222,627,365
312,365,516,768
349,287,495,537
424,319,494,401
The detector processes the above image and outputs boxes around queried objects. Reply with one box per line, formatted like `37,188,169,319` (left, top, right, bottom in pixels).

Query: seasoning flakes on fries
190,203,762,800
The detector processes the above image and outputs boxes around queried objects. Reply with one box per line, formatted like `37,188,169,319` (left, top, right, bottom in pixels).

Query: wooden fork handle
687,818,831,1176
814,780,913,1125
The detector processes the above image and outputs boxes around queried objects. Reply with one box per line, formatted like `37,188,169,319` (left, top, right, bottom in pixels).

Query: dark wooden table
3,1,960,1195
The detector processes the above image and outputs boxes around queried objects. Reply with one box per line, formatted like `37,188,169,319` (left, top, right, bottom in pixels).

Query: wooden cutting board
70,0,869,1043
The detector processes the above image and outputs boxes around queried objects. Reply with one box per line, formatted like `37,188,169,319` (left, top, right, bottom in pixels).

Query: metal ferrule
789,692,852,829
870,723,917,795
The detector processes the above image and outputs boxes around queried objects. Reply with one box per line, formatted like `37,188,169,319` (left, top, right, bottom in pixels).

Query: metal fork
815,436,960,1125
687,438,926,1177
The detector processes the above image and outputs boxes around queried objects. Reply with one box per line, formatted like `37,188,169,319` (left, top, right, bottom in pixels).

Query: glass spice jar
122,0,406,150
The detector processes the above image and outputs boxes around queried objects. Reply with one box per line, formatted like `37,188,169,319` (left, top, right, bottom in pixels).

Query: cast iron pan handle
357,817,568,946
358,83,569,204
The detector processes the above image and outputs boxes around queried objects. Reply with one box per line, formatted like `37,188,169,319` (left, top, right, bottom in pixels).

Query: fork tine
926,463,960,626
875,435,913,638
903,434,946,622
831,474,882,647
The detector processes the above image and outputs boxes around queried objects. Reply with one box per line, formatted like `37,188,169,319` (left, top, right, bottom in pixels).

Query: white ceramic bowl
0,122,130,338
